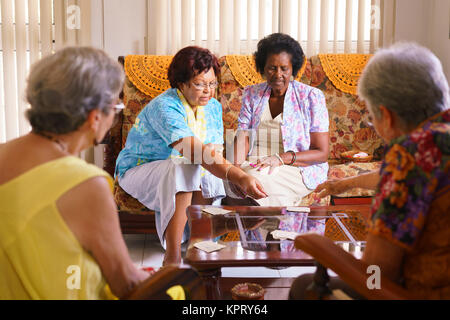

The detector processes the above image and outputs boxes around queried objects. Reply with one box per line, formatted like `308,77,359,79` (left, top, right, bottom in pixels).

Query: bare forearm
362,234,405,283
173,137,247,184
343,170,379,190
110,262,150,299
233,133,249,166
279,150,328,167
279,132,329,166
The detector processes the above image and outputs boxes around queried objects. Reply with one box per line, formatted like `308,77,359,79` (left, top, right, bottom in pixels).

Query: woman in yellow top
0,47,150,299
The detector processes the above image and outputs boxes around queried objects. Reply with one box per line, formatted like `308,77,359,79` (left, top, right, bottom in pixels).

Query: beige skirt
233,161,312,206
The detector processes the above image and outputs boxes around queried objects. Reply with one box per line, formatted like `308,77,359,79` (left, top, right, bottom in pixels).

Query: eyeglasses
112,103,125,114
109,103,125,127
365,115,374,128
190,81,218,91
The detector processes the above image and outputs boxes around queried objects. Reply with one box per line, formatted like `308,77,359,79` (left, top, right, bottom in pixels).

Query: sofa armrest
102,110,123,176
101,56,126,176
294,233,415,300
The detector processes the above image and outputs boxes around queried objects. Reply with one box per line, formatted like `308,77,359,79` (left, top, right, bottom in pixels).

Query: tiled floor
123,233,337,279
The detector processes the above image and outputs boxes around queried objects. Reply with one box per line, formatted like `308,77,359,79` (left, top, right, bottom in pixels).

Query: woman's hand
252,154,283,174
315,170,380,199
236,174,268,199
314,179,353,198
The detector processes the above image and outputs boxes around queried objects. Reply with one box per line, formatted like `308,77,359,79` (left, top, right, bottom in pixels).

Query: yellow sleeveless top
0,156,116,300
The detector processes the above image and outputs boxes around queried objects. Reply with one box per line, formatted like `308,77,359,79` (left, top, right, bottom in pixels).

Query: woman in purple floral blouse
290,42,450,299
227,33,330,206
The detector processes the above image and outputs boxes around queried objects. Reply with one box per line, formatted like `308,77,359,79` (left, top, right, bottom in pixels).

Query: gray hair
26,46,124,134
358,42,449,129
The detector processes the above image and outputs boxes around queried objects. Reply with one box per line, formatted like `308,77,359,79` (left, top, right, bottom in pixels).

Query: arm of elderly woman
233,130,250,166
315,169,380,198
172,136,268,199
280,132,329,165
362,233,405,283
57,176,150,299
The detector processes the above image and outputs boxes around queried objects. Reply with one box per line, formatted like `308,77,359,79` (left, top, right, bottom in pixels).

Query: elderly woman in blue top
115,46,268,265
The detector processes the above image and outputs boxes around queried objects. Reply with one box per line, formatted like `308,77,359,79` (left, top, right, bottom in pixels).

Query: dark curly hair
168,46,220,89
254,33,305,77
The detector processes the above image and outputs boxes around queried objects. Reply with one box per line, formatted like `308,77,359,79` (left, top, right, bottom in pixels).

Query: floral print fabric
369,109,450,250
305,56,384,160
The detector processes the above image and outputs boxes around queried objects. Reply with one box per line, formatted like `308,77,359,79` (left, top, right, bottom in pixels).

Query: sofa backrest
102,54,384,176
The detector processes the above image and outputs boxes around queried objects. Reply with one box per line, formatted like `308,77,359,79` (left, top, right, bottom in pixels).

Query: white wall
88,0,148,168
89,0,449,82
91,0,148,59
395,0,450,80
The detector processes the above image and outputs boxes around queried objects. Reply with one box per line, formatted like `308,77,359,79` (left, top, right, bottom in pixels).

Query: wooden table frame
184,205,371,299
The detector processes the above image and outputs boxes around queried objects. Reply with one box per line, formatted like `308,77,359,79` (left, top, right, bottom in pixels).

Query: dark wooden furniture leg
305,262,332,300
197,268,222,300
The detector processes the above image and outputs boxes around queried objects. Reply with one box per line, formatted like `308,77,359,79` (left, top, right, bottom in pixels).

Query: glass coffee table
184,205,371,299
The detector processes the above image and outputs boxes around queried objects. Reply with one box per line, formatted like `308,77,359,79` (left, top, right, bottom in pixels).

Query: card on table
194,241,227,253
201,207,234,215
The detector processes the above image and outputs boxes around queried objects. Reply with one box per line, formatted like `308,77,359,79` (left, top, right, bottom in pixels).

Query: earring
290,75,294,81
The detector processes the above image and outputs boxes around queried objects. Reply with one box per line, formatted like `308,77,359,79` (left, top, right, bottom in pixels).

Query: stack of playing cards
285,206,310,213
194,241,227,253
201,207,234,215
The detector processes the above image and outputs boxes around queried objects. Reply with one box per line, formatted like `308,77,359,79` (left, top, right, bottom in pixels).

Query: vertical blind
0,0,91,143
1,0,396,143
148,0,393,56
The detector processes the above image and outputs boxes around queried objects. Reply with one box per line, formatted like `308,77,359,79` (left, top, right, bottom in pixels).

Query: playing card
202,207,234,215
270,230,301,240
286,206,310,213
194,241,227,253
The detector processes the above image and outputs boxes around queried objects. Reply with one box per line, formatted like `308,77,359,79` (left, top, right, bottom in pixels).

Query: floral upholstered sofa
103,54,383,233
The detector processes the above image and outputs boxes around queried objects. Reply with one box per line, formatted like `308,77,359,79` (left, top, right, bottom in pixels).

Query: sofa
103,54,383,234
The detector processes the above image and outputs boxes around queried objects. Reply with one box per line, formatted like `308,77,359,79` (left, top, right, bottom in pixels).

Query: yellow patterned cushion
318,54,373,95
225,55,307,88
124,55,173,99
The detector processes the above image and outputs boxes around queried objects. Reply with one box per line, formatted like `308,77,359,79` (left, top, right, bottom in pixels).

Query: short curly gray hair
26,46,124,134
358,42,449,129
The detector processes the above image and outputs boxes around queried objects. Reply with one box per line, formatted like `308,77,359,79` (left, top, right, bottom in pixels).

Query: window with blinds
151,0,385,56
0,0,90,143
1,0,391,143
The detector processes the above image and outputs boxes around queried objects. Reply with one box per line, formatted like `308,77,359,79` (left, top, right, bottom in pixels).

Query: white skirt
118,159,225,248
225,161,312,207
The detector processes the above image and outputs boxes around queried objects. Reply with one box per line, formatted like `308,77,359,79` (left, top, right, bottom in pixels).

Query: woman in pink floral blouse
227,33,330,206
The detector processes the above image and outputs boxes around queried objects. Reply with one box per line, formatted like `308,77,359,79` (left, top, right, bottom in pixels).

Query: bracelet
274,153,284,165
225,164,234,181
286,150,296,165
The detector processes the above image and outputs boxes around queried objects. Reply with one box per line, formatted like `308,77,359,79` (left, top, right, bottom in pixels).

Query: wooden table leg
198,268,222,300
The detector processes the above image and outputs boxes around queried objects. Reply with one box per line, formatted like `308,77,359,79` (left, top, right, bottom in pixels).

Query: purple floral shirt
237,80,329,190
